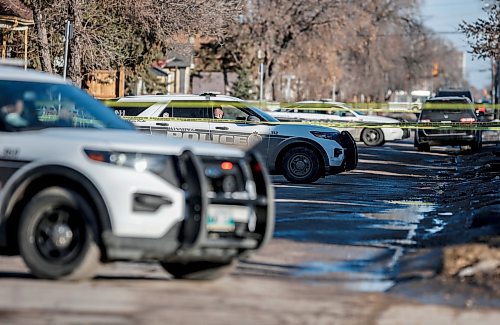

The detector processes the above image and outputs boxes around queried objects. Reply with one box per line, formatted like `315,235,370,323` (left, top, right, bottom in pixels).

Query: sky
421,0,492,90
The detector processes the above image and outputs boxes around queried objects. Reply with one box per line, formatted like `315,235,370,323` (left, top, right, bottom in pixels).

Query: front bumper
327,131,358,175
103,151,274,262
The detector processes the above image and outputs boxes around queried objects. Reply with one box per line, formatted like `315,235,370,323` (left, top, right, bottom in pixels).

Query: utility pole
332,76,337,101
257,49,265,103
495,59,500,119
283,74,296,102
62,21,72,80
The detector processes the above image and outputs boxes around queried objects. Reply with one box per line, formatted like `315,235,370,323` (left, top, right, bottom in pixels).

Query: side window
221,105,249,120
159,107,172,118
112,106,151,117
169,101,208,119
335,109,354,117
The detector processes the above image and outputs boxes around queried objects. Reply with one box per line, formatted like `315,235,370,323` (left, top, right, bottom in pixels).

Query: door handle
156,122,169,126
215,126,229,130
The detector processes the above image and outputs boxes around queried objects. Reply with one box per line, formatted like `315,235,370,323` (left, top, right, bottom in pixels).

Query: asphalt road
1,138,499,324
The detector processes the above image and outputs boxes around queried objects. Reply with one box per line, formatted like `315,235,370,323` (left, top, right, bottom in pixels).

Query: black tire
470,137,482,153
282,147,321,183
416,143,430,152
160,261,234,280
414,136,430,152
361,128,385,146
18,187,100,280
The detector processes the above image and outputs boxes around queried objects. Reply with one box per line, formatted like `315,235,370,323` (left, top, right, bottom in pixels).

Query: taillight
420,119,431,123
460,117,475,123
220,161,233,170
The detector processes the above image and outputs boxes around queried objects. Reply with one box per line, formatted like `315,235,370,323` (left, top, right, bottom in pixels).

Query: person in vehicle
1,99,28,127
54,105,75,127
214,106,224,119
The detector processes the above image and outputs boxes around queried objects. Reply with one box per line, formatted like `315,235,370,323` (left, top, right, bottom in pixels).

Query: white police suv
0,66,274,280
115,94,358,184
270,101,410,146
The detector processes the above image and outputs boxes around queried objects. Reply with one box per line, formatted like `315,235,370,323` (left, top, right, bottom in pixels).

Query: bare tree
459,1,500,60
23,0,241,86
198,0,467,102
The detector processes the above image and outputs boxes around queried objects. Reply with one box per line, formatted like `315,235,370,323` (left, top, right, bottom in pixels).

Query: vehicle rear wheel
414,136,430,152
160,261,234,280
282,147,321,183
361,128,385,146
470,140,482,153
416,143,430,152
18,187,100,280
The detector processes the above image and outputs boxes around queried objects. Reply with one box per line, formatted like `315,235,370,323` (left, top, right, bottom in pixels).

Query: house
154,54,192,94
0,0,34,68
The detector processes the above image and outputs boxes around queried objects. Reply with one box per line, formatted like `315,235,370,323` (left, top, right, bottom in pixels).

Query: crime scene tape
102,100,500,131
103,100,500,113
117,116,500,131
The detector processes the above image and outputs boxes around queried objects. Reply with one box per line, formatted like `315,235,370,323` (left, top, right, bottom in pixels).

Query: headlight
310,131,339,141
84,149,168,174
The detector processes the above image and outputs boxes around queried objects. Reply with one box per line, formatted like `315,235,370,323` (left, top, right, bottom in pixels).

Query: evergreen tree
230,69,254,99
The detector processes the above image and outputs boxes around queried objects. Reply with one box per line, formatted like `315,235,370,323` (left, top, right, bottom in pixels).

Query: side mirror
246,115,260,124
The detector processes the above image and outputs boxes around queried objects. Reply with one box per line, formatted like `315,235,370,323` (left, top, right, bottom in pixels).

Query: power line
377,31,463,37
424,1,480,8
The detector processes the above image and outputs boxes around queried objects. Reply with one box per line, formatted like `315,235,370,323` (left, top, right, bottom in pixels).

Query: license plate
207,205,251,232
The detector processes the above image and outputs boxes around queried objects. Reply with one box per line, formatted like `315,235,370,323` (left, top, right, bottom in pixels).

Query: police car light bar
199,91,221,100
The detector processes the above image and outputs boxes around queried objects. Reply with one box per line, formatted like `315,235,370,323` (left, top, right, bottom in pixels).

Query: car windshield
211,100,280,122
250,106,280,122
0,80,135,131
278,102,356,115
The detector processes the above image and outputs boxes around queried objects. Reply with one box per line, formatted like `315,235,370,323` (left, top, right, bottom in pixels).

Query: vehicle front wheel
361,128,385,146
160,261,234,280
282,147,321,183
470,138,482,153
18,187,101,280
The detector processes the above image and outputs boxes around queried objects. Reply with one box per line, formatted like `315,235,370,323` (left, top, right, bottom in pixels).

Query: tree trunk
264,74,275,101
32,1,53,73
68,0,83,87
263,58,276,101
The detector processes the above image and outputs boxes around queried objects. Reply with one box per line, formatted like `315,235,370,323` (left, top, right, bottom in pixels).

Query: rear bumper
416,130,480,146
103,151,274,263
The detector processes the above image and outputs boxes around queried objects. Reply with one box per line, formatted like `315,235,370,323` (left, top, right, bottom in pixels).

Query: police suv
0,65,274,280
115,94,358,184
270,101,410,146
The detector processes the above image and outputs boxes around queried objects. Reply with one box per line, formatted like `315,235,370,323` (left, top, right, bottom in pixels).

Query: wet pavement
1,137,499,324
243,140,451,292
240,139,500,303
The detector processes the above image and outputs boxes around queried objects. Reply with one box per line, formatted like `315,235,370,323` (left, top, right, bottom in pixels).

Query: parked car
114,94,358,184
435,88,474,103
0,65,274,280
269,101,410,146
414,97,482,152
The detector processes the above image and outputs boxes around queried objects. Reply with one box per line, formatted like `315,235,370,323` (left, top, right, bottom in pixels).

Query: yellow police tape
103,100,500,113
102,100,500,131
119,116,500,131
